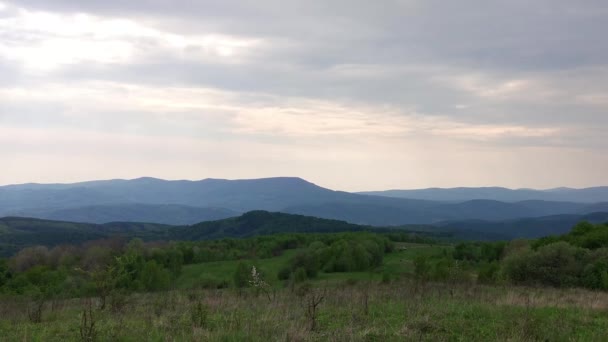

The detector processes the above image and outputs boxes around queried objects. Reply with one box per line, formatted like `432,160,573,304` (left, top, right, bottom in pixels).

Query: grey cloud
1,0,607,189
12,0,608,70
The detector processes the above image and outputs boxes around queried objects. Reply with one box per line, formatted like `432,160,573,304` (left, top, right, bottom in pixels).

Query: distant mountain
579,202,608,213
284,199,594,226
1,177,607,226
437,212,608,240
359,186,608,203
11,204,238,225
0,177,350,213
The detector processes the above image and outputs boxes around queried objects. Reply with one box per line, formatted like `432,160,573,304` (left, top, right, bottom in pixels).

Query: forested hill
167,210,377,240
0,217,170,257
0,212,432,257
3,210,607,257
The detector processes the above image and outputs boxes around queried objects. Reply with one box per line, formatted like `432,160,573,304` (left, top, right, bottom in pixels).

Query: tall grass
2,280,608,341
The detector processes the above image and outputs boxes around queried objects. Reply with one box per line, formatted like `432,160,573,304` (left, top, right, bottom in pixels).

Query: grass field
176,249,304,289
3,243,608,341
2,281,608,341
176,243,452,289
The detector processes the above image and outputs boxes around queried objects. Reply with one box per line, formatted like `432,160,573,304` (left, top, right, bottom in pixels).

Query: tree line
0,231,417,303
415,221,608,290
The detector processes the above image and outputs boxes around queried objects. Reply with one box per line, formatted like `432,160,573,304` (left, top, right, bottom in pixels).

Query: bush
233,262,251,288
503,242,586,287
582,261,608,290
477,262,500,284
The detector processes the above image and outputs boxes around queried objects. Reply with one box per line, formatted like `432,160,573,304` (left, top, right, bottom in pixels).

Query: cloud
0,0,607,189
0,5,260,71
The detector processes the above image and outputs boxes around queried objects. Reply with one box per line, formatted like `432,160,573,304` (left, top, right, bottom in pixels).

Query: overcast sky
1,1,607,191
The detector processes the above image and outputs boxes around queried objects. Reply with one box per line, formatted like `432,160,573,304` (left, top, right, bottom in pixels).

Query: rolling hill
359,186,608,203
0,217,170,257
2,210,607,257
11,204,238,225
437,212,608,240
0,212,430,257
1,177,607,226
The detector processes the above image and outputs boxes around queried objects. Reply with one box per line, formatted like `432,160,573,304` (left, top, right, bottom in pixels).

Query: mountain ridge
2,177,607,226
359,186,608,203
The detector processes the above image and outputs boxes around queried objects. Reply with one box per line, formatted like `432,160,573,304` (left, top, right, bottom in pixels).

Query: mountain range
2,210,607,257
1,177,607,226
359,186,608,203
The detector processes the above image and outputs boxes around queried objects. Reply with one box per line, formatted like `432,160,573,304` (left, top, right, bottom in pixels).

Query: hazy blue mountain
284,199,593,226
437,212,608,240
1,177,607,226
283,201,437,226
0,177,356,214
0,177,439,224
12,204,238,225
577,202,608,213
359,186,608,203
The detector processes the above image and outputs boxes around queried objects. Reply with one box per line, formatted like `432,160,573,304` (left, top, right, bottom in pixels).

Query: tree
10,246,50,272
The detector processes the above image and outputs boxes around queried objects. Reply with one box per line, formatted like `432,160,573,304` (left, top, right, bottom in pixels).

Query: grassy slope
176,249,303,289
2,242,608,340
175,243,452,289
1,283,607,341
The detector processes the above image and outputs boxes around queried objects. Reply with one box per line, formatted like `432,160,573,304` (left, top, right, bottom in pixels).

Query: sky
1,0,607,191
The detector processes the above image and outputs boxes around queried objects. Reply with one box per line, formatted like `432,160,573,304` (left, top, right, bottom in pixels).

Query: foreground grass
2,280,608,341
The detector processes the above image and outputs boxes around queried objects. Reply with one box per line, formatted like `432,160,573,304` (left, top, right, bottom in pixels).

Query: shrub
503,242,586,287
477,261,500,284
233,261,251,288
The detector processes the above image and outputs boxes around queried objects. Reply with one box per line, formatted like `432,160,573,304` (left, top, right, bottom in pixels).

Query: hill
0,212,433,256
11,204,238,225
360,186,608,203
0,217,170,257
437,212,608,240
2,209,608,256
168,210,380,240
283,199,596,225
1,177,607,226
